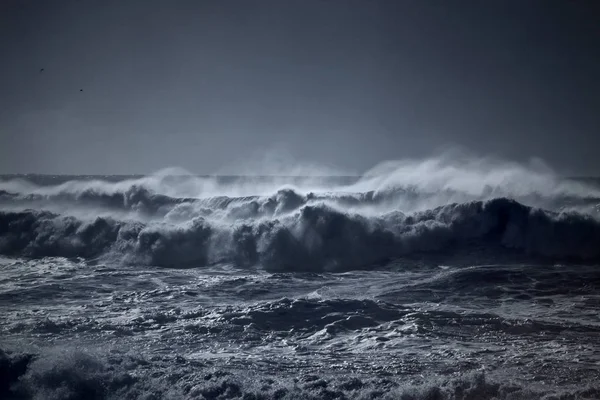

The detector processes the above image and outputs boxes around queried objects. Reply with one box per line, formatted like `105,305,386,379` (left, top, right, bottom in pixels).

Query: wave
0,183,204,218
2,155,600,270
1,196,599,271
3,153,600,214
2,177,599,217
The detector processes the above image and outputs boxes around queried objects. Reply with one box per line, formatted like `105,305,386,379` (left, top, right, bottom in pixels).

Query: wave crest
1,197,598,271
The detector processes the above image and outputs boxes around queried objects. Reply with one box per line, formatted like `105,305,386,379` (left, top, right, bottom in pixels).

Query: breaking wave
0,196,599,271
1,155,599,271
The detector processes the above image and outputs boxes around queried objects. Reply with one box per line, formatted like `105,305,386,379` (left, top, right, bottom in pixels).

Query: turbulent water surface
1,161,600,399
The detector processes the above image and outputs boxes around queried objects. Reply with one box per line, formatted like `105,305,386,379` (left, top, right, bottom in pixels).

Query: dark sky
1,0,599,175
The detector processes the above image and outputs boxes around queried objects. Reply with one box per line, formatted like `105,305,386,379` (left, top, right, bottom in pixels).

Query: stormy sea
1,158,600,400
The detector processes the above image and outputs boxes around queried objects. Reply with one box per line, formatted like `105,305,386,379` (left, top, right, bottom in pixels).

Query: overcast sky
1,0,599,175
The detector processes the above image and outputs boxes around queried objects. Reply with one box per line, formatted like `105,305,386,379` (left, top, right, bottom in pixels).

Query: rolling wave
2,156,599,271
0,194,599,271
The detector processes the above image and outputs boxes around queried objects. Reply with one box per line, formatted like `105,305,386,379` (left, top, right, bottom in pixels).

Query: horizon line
1,173,599,180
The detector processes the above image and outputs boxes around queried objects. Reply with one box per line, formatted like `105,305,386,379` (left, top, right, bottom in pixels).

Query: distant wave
3,153,600,206
0,186,193,217
1,196,599,271
1,178,599,219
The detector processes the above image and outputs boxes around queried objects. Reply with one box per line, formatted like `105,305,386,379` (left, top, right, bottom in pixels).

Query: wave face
1,159,600,271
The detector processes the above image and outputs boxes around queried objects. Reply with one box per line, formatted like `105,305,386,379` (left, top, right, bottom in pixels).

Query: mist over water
1,153,599,399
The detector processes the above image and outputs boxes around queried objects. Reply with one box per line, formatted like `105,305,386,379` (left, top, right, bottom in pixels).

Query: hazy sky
1,0,599,175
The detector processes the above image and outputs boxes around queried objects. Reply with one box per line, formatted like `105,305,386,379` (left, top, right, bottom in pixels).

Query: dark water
1,171,599,399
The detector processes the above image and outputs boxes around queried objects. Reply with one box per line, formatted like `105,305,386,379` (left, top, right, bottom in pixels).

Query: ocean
1,166,599,399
